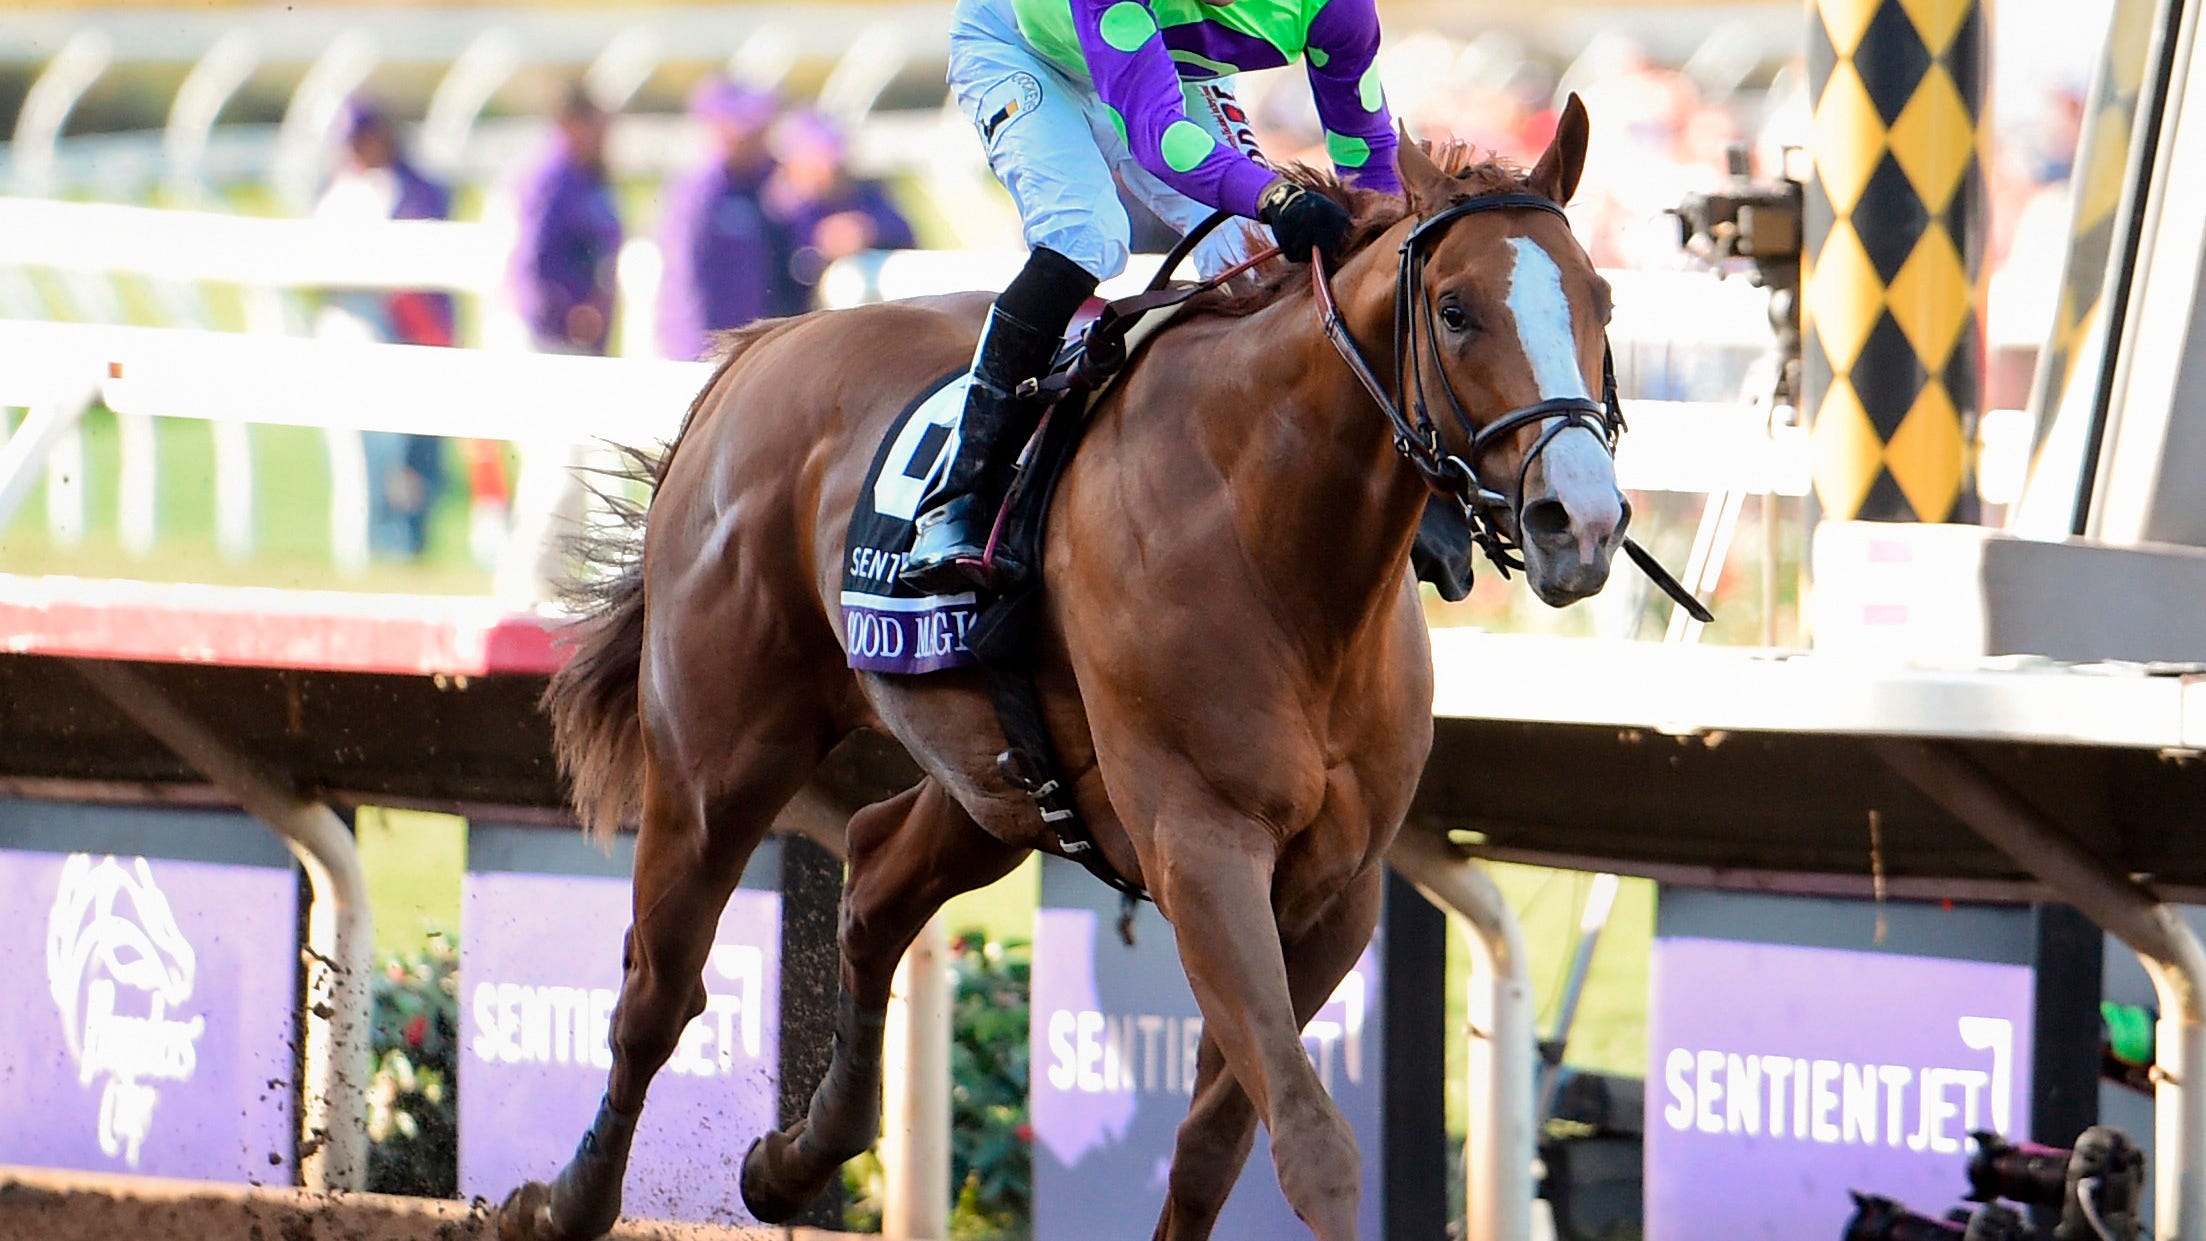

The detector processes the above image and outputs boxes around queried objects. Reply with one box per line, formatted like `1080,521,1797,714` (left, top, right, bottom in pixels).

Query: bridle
1054,195,1712,621
1311,190,1623,576
1308,191,1711,620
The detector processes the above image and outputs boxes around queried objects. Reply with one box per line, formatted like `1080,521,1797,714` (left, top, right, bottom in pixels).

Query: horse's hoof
492,1178,620,1241
739,1126,822,1224
492,1181,557,1241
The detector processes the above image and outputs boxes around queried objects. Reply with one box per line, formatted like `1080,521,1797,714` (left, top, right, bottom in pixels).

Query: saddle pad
839,297,1187,675
842,371,977,674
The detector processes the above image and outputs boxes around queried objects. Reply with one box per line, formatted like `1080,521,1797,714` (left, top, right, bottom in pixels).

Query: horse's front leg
740,779,1029,1222
1144,802,1365,1241
1153,865,1384,1240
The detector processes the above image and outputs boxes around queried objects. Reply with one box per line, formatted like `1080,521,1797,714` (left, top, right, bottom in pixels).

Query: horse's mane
1192,144,1529,319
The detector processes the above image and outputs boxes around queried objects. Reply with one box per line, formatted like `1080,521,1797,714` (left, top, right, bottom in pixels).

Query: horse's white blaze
1504,236,1591,401
1504,236,1619,542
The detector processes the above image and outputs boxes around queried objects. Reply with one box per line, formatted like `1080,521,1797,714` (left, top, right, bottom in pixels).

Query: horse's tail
541,433,657,843
543,318,791,842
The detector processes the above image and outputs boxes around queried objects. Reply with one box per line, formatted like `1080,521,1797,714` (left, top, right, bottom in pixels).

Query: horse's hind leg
740,779,1029,1223
1153,868,1384,1241
498,744,817,1241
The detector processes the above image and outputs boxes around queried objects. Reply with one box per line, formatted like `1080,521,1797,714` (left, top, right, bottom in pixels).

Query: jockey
902,0,1402,592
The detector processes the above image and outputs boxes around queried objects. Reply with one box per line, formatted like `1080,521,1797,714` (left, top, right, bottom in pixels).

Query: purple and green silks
1011,0,1400,216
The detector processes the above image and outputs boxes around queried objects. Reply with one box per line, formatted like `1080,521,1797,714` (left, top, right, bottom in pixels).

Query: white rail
0,190,2042,589
0,320,701,440
0,196,506,292
0,320,706,599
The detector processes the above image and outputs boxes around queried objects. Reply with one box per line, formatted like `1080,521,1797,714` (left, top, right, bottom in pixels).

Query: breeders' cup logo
45,854,208,1167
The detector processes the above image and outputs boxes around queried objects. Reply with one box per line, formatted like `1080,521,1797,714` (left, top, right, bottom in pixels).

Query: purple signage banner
1031,880,1384,1240
0,848,298,1182
1646,936,2036,1238
459,870,781,1225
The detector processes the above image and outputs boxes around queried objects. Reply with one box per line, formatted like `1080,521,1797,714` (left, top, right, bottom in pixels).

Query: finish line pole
1802,0,1987,528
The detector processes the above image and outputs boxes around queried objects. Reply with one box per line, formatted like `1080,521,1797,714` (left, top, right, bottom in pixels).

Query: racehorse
498,99,1624,1241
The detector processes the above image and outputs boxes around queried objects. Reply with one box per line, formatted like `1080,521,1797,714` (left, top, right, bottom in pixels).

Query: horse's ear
1395,123,1458,215
1528,93,1590,205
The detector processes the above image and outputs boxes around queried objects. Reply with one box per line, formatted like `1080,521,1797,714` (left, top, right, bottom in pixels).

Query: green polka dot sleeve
1070,0,1277,216
1304,0,1399,193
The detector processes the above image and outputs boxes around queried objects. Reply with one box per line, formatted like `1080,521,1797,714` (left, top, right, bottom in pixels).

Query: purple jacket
654,158,794,360
775,180,916,299
509,139,624,353
388,161,456,347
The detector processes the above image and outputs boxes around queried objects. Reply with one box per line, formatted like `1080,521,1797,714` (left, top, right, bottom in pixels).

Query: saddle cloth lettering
841,371,978,674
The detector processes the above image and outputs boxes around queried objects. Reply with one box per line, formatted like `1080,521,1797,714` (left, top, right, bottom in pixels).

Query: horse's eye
1439,301,1468,333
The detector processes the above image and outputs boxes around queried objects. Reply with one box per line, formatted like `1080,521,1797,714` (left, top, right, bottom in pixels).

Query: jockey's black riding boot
902,247,1096,594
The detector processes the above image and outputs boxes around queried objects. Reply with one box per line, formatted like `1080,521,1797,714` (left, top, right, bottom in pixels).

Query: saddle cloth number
871,376,970,522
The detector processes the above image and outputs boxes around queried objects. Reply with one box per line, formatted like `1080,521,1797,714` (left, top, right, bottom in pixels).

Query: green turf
1444,865,1653,1135
358,807,468,959
1,406,492,594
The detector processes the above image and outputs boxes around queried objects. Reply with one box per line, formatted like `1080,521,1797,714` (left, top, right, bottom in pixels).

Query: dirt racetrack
0,1166,865,1241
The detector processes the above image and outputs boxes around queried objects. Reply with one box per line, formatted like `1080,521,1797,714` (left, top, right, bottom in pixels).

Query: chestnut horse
499,102,1623,1241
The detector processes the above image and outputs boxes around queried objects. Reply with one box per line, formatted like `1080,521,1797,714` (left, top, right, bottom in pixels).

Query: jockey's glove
1257,179,1352,264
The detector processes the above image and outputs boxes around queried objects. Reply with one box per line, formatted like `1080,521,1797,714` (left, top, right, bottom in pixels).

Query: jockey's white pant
948,0,1262,283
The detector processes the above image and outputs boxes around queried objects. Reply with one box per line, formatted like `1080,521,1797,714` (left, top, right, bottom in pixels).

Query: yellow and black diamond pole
1803,0,1988,524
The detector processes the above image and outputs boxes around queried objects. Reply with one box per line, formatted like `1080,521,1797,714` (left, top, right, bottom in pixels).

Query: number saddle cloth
839,304,1184,677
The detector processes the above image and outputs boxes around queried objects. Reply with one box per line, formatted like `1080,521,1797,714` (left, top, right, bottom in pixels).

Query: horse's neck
1193,232,1431,647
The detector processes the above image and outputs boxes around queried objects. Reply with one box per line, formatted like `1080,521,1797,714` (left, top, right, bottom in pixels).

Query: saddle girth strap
980,656,1146,903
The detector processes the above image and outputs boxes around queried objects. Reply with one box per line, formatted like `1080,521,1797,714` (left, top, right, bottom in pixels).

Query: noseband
1312,191,1625,576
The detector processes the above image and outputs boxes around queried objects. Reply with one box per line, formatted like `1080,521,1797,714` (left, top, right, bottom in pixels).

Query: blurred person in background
509,84,623,355
313,96,453,561
765,110,915,311
654,78,795,361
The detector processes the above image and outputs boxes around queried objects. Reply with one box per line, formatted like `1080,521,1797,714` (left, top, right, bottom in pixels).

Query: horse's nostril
1616,494,1634,537
1522,497,1571,542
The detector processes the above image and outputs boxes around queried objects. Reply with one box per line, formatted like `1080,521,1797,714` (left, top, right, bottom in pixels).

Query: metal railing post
1879,740,2206,1239
1388,827,1535,1241
0,386,94,533
880,914,952,1240
584,26,663,114
163,30,260,202
68,660,373,1192
11,30,112,197
271,29,379,212
418,27,521,177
